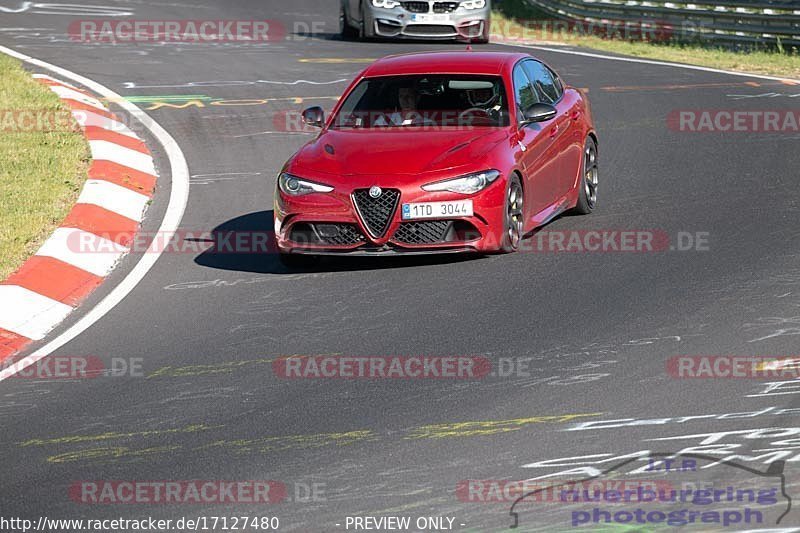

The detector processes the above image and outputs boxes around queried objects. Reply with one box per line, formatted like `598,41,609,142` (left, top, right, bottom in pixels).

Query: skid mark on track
146,357,276,379
404,414,602,439
196,430,378,455
24,412,602,465
19,423,222,447
47,445,182,464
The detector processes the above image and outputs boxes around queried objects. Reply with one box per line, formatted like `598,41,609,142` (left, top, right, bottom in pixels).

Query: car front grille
401,1,430,13
433,1,459,13
393,221,452,244
289,223,365,246
352,188,400,238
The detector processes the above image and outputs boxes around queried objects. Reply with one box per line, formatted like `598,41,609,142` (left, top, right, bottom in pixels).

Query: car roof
362,51,531,77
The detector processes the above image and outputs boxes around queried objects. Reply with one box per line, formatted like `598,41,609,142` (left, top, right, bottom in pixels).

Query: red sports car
274,51,598,264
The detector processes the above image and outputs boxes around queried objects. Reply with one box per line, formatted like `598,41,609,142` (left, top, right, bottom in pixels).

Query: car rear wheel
573,137,598,215
500,174,524,253
357,3,367,39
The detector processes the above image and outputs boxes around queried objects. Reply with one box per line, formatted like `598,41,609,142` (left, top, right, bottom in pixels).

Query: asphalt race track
1,1,800,531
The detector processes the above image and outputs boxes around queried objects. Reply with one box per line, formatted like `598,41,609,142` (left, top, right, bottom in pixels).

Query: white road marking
35,227,128,277
89,139,156,175
48,84,107,109
0,45,190,381
0,286,74,340
121,78,349,89
77,180,150,222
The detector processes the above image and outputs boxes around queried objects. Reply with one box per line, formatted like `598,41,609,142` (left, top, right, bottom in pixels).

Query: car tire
500,174,524,253
279,253,319,269
358,2,368,40
573,136,598,215
340,4,358,40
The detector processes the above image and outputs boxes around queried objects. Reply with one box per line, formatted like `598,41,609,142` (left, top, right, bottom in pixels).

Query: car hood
290,128,508,176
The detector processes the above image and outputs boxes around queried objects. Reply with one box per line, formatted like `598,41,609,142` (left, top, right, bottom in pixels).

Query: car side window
549,66,564,98
522,60,560,104
512,63,538,119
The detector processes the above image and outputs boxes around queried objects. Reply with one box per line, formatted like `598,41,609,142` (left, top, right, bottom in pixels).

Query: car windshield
331,75,510,129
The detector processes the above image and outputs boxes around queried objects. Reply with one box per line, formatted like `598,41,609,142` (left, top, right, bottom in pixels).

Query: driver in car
462,85,502,125
374,86,430,126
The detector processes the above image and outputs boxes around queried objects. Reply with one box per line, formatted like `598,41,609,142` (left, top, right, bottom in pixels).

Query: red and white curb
0,74,158,361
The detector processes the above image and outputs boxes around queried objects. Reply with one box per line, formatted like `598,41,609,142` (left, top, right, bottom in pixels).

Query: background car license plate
410,14,450,23
402,200,473,220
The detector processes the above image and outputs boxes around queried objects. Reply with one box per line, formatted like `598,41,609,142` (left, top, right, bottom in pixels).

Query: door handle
571,110,582,121
549,125,559,138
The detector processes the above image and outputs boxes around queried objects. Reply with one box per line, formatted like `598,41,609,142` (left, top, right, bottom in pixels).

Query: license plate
410,14,450,23
402,200,473,220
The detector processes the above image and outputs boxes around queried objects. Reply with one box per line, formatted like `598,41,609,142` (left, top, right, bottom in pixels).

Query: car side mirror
302,106,325,128
520,103,557,126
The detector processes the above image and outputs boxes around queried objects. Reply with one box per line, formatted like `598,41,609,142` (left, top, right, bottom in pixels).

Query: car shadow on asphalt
193,210,485,274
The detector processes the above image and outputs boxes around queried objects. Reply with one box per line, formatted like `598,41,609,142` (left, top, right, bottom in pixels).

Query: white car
340,0,491,43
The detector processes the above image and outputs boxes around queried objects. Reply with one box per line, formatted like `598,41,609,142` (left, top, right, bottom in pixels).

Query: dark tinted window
331,74,509,128
512,63,538,117
522,60,561,104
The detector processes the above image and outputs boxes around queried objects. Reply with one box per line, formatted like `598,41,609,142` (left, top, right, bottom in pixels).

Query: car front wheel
573,137,598,215
500,174,524,253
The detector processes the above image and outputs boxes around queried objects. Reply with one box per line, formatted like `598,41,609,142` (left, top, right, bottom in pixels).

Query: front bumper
365,3,489,40
275,177,506,255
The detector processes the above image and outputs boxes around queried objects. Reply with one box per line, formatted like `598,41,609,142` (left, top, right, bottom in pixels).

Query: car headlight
372,0,400,8
421,170,500,194
461,0,486,9
278,173,334,196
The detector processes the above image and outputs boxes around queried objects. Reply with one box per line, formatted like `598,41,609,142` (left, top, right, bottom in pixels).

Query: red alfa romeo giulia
274,51,598,264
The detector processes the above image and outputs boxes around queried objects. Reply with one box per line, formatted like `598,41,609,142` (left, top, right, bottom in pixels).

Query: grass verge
491,2,800,80
0,54,90,280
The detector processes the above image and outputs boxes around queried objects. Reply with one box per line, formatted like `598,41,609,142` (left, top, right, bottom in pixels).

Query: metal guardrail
523,0,800,47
